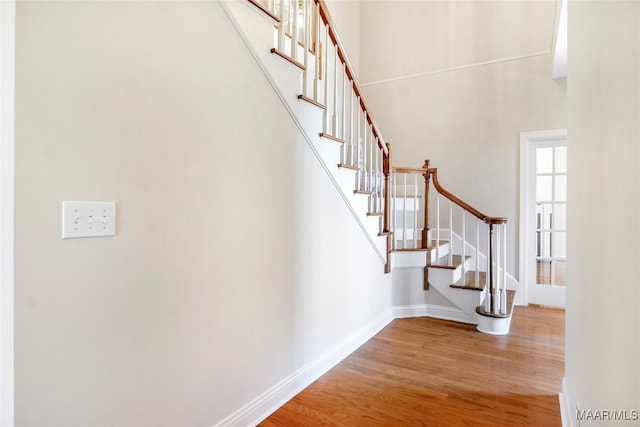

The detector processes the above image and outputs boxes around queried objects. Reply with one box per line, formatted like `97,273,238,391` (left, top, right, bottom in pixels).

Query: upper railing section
248,0,388,152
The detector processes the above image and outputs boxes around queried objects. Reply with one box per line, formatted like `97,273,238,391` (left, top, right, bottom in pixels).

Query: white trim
361,51,551,87
393,304,476,325
214,310,394,427
0,0,15,424
559,377,573,427
424,304,476,324
393,304,428,318
519,129,567,306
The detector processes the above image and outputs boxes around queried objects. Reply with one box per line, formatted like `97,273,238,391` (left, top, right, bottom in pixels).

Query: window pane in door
554,231,567,258
536,147,553,173
536,176,553,201
555,175,567,201
536,203,553,229
555,146,567,173
540,231,552,258
554,203,567,230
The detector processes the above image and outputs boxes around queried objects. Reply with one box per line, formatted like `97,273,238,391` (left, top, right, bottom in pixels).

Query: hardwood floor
260,306,565,426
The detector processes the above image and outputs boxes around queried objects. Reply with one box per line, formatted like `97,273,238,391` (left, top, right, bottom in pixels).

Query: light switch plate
62,201,116,239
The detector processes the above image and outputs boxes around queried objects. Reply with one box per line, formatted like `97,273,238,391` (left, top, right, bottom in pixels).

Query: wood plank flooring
260,306,564,426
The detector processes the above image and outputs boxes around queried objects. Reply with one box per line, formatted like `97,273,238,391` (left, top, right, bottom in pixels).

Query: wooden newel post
383,144,392,274
421,159,431,249
382,144,392,234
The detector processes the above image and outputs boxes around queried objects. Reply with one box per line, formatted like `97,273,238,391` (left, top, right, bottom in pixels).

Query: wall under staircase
218,0,519,423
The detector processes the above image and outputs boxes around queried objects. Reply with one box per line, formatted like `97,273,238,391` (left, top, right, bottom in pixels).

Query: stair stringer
221,0,387,262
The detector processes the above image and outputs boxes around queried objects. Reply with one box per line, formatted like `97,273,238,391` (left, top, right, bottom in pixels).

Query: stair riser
427,268,483,321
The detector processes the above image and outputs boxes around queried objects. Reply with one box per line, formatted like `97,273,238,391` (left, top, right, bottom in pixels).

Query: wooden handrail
247,0,281,22
392,166,428,174
429,167,506,225
315,0,388,156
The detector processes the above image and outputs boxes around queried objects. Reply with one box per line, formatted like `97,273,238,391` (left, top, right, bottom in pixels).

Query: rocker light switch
62,201,116,239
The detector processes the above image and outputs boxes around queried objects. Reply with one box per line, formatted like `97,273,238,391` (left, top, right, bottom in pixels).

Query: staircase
222,0,517,335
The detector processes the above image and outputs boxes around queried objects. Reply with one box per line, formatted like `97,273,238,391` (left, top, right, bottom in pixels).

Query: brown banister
247,0,281,22
383,144,392,273
428,166,506,225
391,166,428,174
270,48,306,70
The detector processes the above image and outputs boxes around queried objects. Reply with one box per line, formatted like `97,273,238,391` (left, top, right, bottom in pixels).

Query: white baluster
278,0,285,51
502,224,508,314
362,113,368,192
402,173,407,249
355,102,361,190
348,84,354,167
369,126,374,194
486,223,491,304
375,139,380,214
323,23,329,126
495,224,501,314
461,210,466,283
313,2,320,102
291,0,298,59
476,218,480,288
413,173,418,248
448,201,453,265
392,172,397,250
332,48,337,136
342,62,347,141
436,194,441,262
302,0,309,97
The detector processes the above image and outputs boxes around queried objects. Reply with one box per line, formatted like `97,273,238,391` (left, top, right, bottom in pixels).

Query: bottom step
475,290,516,335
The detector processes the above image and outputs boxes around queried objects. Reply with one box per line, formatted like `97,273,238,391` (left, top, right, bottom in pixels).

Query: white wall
358,0,567,281
566,1,640,422
14,1,391,425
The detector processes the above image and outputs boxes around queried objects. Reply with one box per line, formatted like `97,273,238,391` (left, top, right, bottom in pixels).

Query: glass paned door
535,145,567,286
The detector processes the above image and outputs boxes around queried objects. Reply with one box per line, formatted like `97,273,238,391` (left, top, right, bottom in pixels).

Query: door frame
519,129,567,307
0,0,15,423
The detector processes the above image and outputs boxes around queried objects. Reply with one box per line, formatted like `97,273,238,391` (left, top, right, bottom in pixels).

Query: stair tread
338,163,359,171
247,0,281,23
429,254,470,270
367,212,383,217
476,290,516,318
270,48,306,70
450,271,486,291
297,94,327,110
354,190,372,195
319,133,345,144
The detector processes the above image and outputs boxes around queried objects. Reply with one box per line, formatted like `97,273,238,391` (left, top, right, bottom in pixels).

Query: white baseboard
393,304,476,324
214,310,394,427
393,304,428,318
559,377,573,427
